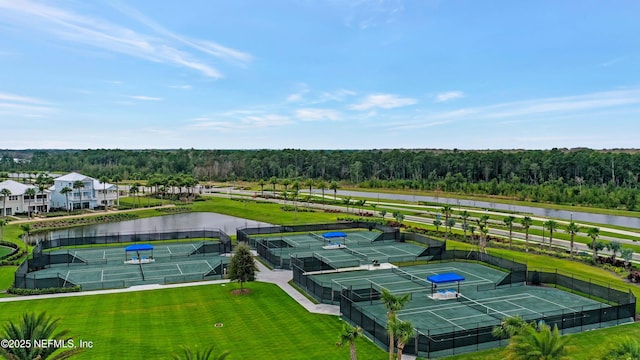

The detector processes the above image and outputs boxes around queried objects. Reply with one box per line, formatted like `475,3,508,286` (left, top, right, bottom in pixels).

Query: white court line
205,260,214,271
446,267,493,283
176,264,184,275
167,246,173,254
427,310,467,331
103,251,106,259
101,270,104,282
529,293,579,312
504,300,543,316
191,243,199,252
386,245,416,255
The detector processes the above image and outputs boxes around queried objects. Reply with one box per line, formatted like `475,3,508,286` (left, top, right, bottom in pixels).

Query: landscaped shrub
7,286,81,295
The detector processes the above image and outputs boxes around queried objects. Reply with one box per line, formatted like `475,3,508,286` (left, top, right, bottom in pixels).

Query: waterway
39,212,272,240
325,190,640,228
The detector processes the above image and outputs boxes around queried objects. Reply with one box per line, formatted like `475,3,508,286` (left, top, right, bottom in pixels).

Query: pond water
38,212,272,240
327,190,640,228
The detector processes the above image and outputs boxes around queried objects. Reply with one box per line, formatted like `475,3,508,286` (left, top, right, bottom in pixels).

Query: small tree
20,224,31,250
379,209,387,220
505,322,570,360
73,180,85,211
599,337,640,360
380,289,410,360
433,219,442,233
0,312,83,360
566,221,581,260
171,345,229,360
391,319,414,360
587,227,600,262
1,187,11,217
621,248,634,268
60,186,72,215
606,241,622,262
337,323,362,360
228,243,258,294
503,216,516,249
544,220,558,251
492,316,530,340
520,216,533,252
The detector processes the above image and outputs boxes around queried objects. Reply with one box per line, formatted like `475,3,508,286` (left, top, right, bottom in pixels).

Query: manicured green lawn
0,245,12,258
0,282,386,360
0,266,16,290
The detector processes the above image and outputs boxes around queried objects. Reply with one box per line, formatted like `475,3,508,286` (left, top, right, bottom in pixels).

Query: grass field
0,245,12,258
0,282,386,360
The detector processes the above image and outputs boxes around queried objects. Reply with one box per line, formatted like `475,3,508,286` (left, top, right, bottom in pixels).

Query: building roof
0,180,38,196
55,172,91,182
54,172,115,189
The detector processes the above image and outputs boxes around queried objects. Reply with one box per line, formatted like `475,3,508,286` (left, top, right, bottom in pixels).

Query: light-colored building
0,179,48,216
49,172,117,210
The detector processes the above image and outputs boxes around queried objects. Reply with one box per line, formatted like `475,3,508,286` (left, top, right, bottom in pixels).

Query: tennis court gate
339,271,636,358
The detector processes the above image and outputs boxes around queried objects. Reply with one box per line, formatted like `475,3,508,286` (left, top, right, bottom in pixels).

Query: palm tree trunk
388,331,394,360
397,344,405,360
349,341,357,360
548,230,553,250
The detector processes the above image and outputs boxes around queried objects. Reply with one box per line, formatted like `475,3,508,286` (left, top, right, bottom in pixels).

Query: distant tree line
1,148,639,210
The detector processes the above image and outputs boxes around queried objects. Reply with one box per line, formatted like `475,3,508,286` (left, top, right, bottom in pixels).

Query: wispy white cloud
129,95,162,101
189,111,293,131
337,0,405,29
286,83,311,102
349,93,417,110
169,84,192,90
0,92,55,117
435,91,465,102
0,0,251,79
295,108,341,121
386,88,640,130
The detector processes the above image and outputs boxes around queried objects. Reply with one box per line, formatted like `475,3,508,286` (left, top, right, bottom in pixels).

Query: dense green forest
1,148,639,210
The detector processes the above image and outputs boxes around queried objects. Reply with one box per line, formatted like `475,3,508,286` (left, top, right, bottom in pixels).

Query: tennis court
27,241,228,290
308,261,612,335
255,230,429,269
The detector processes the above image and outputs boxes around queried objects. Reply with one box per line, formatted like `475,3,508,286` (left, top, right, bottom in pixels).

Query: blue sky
1,0,639,150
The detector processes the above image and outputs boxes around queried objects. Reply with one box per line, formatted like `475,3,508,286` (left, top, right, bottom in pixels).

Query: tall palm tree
461,210,470,241
269,176,278,196
304,178,314,204
544,220,558,251
1,187,11,217
257,179,265,197
587,227,600,262
111,174,122,207
380,289,410,360
330,181,339,200
99,176,109,210
391,319,414,360
171,345,229,360
0,219,6,241
25,188,36,218
317,180,327,205
0,312,83,360
60,186,72,215
505,322,569,360
36,174,53,214
337,323,363,360
565,221,581,260
520,216,533,252
72,180,85,211
129,184,139,208
442,205,453,241
503,216,516,249
19,224,31,250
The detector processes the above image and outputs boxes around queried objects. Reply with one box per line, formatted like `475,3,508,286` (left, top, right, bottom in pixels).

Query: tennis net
457,294,510,321
392,267,428,287
138,262,146,281
309,232,325,241
344,247,369,260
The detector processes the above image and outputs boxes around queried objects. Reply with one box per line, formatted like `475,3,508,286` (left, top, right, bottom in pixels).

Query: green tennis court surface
255,230,429,268
27,241,228,290
311,262,610,334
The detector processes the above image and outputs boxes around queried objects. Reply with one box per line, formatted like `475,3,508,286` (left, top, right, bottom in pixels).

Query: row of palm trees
428,206,628,262
257,177,341,202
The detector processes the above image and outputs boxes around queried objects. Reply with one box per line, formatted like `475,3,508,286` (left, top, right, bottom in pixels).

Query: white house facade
0,180,48,216
49,172,117,210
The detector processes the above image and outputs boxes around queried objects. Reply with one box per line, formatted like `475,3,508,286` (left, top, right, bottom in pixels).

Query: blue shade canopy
125,244,154,251
427,273,465,284
323,232,347,238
